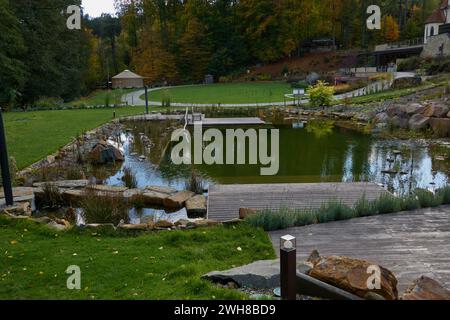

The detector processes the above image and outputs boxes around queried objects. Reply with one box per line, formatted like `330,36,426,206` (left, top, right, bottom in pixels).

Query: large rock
163,190,195,209
62,189,84,204
432,105,449,118
186,195,207,216
429,118,450,137
307,252,398,300
401,276,450,300
306,72,320,85
401,103,424,115
89,142,124,165
390,115,409,129
408,114,430,130
374,112,389,124
141,191,169,206
203,260,281,289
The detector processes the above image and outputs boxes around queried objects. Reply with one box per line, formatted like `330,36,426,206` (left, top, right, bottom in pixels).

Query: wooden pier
207,182,388,222
187,116,266,126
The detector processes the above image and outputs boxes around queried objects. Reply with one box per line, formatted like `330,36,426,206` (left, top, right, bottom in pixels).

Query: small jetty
207,182,388,222
123,113,266,126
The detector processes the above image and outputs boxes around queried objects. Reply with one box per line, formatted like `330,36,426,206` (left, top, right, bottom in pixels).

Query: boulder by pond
408,114,430,130
186,195,207,216
89,141,124,165
307,251,398,300
163,191,195,209
401,276,450,300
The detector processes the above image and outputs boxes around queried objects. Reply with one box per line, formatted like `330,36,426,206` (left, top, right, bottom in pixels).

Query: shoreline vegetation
246,187,450,231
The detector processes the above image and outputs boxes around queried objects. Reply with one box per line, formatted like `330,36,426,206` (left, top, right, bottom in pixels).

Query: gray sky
82,0,116,17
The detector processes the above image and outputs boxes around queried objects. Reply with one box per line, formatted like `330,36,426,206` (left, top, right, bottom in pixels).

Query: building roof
112,70,144,79
425,0,447,24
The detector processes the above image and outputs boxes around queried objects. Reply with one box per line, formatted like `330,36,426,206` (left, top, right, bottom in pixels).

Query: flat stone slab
0,187,34,198
269,206,450,293
145,186,178,195
33,180,89,189
186,195,207,216
163,191,195,209
203,260,281,289
87,185,129,193
141,191,169,206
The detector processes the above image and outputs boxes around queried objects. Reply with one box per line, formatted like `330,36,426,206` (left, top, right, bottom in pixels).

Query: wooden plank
269,206,450,293
189,117,265,126
207,182,387,221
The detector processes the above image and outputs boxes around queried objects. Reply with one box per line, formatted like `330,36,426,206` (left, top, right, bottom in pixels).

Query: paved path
269,206,450,292
122,72,416,108
207,182,387,222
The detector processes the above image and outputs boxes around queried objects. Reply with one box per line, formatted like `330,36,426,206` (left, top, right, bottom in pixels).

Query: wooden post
0,109,13,206
280,235,297,300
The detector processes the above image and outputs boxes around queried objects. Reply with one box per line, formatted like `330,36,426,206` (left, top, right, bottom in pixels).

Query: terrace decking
269,205,450,292
207,182,387,222
187,116,266,126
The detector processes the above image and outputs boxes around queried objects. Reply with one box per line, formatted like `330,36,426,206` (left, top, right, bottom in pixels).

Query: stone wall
421,33,450,58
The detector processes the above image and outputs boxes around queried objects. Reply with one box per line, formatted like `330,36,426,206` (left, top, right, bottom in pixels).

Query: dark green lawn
146,82,292,104
4,107,148,169
0,216,275,300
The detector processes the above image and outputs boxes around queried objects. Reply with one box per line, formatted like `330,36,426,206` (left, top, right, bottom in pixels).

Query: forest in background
0,0,442,108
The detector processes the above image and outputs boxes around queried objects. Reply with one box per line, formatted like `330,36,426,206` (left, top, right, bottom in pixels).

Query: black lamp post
0,108,13,206
280,235,297,300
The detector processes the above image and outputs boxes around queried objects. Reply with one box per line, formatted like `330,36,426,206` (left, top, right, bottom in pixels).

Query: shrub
398,57,422,71
436,186,450,205
308,81,334,107
414,189,443,208
33,97,64,109
37,183,64,209
354,195,377,217
400,195,421,211
373,193,402,214
122,167,137,189
318,201,355,222
80,189,129,225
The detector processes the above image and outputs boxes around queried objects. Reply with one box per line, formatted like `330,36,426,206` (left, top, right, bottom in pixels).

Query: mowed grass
4,107,147,169
70,89,136,107
148,82,292,104
0,216,275,299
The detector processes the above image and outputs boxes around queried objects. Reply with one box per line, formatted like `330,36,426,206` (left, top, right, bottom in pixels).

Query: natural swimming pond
104,119,449,196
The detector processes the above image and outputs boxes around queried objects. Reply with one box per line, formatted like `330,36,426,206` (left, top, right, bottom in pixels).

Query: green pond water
105,120,449,197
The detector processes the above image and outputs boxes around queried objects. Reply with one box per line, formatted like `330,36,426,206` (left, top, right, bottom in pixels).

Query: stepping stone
33,180,89,189
146,186,178,195
163,191,195,209
186,195,207,216
140,191,169,206
87,185,128,193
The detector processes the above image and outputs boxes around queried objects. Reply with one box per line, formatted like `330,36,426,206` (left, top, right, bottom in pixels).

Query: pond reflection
104,121,449,195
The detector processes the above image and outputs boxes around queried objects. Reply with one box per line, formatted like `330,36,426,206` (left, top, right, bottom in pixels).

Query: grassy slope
4,107,147,169
147,82,292,104
0,216,275,299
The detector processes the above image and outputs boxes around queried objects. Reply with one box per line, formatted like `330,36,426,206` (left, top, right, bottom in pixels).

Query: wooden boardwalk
207,182,387,222
269,206,450,292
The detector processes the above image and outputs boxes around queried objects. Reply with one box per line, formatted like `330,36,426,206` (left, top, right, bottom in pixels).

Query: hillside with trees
0,0,442,109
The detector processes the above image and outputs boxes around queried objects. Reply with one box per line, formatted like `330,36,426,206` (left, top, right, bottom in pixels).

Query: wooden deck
207,182,387,222
269,206,450,292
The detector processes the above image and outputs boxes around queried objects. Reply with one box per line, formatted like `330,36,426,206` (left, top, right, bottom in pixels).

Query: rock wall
421,33,450,58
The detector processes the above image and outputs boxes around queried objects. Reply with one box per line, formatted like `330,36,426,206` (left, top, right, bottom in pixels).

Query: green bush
400,195,421,211
398,57,422,71
436,186,450,205
316,201,354,222
33,97,64,109
373,193,402,214
414,189,443,207
308,81,334,107
354,195,377,217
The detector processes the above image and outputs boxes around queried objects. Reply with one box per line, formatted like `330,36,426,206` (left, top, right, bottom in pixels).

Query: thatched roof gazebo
112,70,144,89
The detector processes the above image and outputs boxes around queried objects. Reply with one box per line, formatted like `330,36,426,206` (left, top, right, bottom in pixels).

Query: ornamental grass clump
372,193,402,214
414,189,443,208
80,189,129,225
